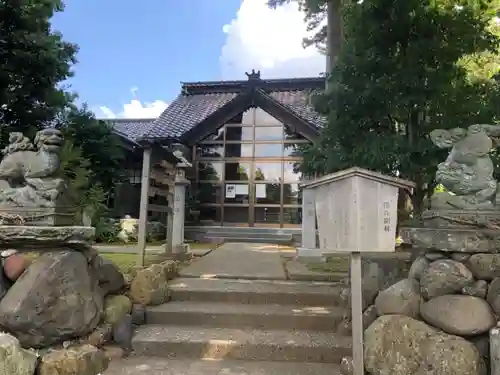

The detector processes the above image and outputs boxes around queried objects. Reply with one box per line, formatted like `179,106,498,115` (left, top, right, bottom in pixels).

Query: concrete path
180,243,294,280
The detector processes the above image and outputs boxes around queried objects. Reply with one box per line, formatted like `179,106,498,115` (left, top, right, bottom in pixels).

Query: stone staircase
126,277,352,374
185,226,300,245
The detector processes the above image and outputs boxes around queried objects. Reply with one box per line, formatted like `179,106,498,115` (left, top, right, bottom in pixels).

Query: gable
138,76,326,145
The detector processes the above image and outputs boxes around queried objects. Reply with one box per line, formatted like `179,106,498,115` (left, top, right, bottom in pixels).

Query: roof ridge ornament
245,69,261,80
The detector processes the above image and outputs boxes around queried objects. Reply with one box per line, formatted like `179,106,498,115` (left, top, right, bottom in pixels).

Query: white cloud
220,0,326,79
96,87,168,119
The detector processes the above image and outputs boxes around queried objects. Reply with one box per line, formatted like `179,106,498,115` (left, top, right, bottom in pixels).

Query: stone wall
0,225,179,375
360,248,495,375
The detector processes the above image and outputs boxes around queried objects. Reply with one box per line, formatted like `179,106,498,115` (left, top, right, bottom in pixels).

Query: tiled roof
139,76,327,141
144,92,238,140
269,89,327,128
106,118,156,143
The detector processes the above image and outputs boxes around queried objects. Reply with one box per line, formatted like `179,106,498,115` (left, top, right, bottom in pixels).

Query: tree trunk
325,0,342,92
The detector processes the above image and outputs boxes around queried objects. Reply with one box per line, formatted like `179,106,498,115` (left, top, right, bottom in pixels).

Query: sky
52,0,326,119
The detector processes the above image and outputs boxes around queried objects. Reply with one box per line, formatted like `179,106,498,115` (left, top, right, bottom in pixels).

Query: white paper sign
235,184,249,195
225,184,236,198
256,184,266,198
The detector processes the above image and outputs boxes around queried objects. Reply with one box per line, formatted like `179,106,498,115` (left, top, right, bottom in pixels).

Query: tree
300,0,500,214
56,105,125,195
0,1,126,219
0,0,78,146
58,139,108,223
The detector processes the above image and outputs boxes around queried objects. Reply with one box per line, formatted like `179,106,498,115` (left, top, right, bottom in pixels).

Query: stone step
169,278,348,307
145,301,346,331
187,227,300,235
104,357,342,375
204,236,293,245
132,325,351,363
204,230,293,238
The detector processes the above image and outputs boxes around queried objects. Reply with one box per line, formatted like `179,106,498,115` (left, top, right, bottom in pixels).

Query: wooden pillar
137,147,152,266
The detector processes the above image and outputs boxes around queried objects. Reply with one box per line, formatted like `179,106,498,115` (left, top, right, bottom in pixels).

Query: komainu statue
430,124,500,210
0,129,65,210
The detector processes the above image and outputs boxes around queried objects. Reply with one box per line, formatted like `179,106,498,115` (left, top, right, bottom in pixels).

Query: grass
94,242,212,250
100,252,175,276
305,255,350,274
301,237,405,274
22,241,218,277
22,251,169,277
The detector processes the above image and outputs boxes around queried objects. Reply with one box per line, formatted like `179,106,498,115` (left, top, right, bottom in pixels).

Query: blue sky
52,0,324,119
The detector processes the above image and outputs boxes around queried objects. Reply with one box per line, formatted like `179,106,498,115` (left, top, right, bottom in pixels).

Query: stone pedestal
171,169,189,255
398,208,500,373
298,188,317,258
0,206,79,226
401,209,500,254
0,225,95,251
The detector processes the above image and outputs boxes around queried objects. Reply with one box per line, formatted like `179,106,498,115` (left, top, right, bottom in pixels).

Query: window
191,107,312,227
198,144,224,158
255,126,283,141
225,162,251,181
254,162,282,182
226,126,253,142
254,143,283,158
198,162,223,181
225,143,253,158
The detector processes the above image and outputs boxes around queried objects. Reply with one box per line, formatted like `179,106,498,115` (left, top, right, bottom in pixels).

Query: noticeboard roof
300,167,416,191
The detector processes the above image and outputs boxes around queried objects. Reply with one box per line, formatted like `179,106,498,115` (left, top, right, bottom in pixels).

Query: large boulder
3,252,29,282
0,332,37,375
38,344,109,375
103,295,132,325
486,277,500,315
420,259,474,299
0,251,103,348
129,264,169,305
90,255,125,296
408,256,429,281
0,267,10,301
466,253,500,280
420,295,495,336
374,278,421,318
462,280,488,299
364,315,485,375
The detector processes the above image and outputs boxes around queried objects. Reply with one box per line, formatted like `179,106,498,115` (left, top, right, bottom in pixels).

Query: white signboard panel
235,184,249,195
256,184,266,198
225,184,236,198
314,175,398,253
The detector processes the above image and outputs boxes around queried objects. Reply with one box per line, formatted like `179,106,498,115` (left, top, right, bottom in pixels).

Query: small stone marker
300,167,415,375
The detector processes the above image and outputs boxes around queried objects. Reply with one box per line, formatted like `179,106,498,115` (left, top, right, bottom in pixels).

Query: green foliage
58,140,108,223
94,218,121,243
0,0,78,148
0,0,125,223
295,0,500,214
56,105,125,194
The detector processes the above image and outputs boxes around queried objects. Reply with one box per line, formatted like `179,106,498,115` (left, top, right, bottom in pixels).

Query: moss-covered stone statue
0,129,73,225
430,124,500,210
